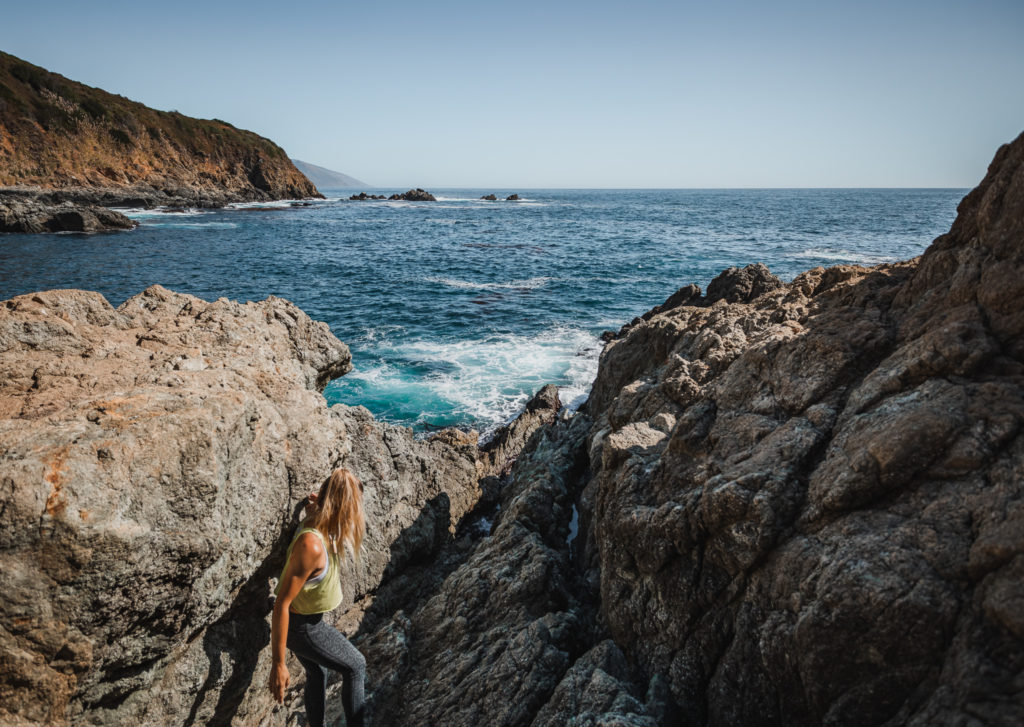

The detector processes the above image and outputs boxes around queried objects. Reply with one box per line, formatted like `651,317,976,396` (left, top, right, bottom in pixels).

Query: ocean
0,188,964,436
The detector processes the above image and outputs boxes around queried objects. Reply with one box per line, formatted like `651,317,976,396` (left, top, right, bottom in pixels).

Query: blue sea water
0,188,965,435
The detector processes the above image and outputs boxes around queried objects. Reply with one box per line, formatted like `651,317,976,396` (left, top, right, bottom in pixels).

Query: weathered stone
0,285,480,726
579,131,1024,726
704,261,784,304
0,198,137,233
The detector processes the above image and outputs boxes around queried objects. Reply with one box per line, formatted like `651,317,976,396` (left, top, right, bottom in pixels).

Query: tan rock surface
0,285,479,726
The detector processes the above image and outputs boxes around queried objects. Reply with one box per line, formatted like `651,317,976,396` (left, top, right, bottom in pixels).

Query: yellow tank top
274,526,343,614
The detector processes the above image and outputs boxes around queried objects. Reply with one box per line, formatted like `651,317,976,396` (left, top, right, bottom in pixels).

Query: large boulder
0,285,480,726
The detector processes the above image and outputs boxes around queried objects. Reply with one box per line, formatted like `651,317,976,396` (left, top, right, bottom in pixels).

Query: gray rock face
334,132,1024,727
0,196,136,233
0,285,480,726
579,131,1024,725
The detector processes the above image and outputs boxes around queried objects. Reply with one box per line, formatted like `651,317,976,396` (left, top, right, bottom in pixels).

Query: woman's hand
269,661,290,703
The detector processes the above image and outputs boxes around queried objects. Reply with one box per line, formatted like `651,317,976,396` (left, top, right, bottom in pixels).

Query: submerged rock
348,192,386,200
481,194,498,201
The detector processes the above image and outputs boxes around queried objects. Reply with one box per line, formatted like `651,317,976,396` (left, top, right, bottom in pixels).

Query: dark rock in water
506,193,520,201
481,194,497,201
290,201,314,207
349,192,386,200
164,207,188,213
388,188,437,202
0,196,137,233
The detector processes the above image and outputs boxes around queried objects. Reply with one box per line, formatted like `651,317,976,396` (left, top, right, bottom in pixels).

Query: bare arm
268,531,325,703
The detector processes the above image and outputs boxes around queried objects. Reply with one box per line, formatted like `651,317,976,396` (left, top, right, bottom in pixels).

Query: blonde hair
307,468,365,561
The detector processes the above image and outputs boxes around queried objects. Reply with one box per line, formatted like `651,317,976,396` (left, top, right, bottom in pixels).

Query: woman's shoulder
294,527,326,554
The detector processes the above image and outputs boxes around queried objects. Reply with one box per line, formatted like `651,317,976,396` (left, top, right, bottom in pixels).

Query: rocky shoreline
0,183,327,234
0,193,137,233
0,52,323,235
1,131,1022,726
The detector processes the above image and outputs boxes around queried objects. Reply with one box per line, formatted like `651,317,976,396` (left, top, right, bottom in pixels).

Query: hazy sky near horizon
2,0,1023,188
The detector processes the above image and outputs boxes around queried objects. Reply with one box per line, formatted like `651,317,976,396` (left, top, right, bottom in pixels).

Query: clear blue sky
2,0,1022,188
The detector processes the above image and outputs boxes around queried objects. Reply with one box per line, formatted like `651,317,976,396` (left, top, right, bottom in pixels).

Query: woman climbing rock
269,468,368,727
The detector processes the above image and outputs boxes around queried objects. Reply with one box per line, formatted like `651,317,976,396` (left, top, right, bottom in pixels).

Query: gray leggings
287,612,366,727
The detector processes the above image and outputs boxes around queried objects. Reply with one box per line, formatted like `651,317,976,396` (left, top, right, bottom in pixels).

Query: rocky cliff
0,285,495,725
0,51,320,212
1,131,1022,727
349,132,1024,725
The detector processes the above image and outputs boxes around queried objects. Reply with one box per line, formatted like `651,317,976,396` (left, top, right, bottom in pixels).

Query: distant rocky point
0,51,321,233
389,188,437,202
480,193,521,201
291,159,366,189
349,192,387,201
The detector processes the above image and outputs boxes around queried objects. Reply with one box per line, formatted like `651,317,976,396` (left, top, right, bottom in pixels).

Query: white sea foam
794,248,898,265
227,199,301,209
425,275,553,291
151,222,239,229
115,207,209,219
339,325,601,436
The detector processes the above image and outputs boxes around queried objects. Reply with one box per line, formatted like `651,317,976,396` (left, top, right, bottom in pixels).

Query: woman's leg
288,616,367,726
295,654,327,727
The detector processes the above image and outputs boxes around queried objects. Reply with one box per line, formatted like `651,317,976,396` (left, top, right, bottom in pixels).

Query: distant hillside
291,159,366,188
0,50,319,203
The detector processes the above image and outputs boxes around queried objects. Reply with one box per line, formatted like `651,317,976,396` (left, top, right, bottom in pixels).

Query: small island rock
389,188,437,202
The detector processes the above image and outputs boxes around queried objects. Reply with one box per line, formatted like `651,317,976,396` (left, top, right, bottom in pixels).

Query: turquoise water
0,188,965,434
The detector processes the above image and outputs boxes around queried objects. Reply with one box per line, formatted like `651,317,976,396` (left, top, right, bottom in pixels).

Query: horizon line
320,185,971,192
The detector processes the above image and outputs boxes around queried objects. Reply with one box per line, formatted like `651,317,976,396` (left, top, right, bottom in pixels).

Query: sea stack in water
389,188,437,201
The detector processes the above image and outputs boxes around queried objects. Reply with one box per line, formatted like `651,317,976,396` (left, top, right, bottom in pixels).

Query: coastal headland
0,51,321,232
1,131,1021,725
